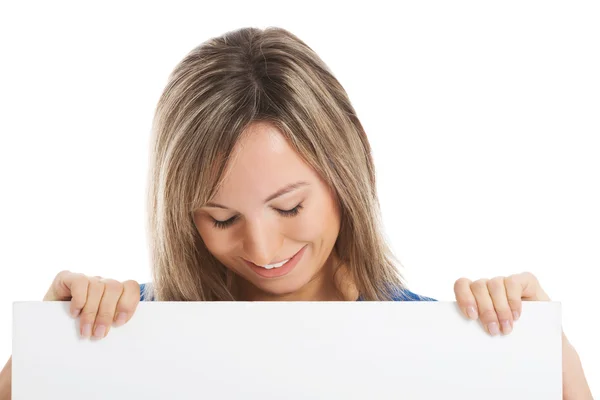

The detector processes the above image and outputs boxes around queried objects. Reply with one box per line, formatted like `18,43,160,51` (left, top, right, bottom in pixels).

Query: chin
252,275,311,296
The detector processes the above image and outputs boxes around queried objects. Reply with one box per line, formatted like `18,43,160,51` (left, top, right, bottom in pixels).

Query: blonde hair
146,27,407,301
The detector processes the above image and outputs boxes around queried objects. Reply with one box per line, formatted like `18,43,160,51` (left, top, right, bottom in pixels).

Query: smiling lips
260,258,291,270
244,245,307,278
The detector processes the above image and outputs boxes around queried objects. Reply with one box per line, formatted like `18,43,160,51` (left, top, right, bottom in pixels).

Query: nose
242,217,282,266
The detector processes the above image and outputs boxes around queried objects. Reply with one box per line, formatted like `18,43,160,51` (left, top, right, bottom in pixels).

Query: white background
0,0,598,395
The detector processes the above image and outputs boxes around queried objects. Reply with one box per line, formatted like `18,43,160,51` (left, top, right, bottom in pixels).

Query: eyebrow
204,181,310,210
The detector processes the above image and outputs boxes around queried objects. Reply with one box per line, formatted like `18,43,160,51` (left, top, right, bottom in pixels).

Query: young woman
0,27,591,399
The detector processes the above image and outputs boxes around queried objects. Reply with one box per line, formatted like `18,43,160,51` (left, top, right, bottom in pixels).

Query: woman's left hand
453,271,551,336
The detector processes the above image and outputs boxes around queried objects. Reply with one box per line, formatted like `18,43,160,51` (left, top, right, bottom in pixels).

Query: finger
113,280,141,327
471,279,500,336
79,278,105,339
487,277,514,335
44,270,78,301
453,278,478,320
504,275,523,321
514,271,550,301
92,279,124,339
64,273,90,318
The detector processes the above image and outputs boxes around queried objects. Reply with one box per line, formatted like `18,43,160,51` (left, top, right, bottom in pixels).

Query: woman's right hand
43,270,140,339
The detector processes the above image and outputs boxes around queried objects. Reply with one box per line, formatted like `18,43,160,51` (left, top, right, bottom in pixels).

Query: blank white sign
12,301,562,399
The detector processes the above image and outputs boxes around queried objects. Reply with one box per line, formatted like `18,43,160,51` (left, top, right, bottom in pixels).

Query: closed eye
212,216,238,230
277,203,303,217
211,203,303,230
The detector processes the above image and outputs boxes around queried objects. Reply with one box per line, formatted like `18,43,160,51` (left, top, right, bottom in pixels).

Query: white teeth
262,258,290,269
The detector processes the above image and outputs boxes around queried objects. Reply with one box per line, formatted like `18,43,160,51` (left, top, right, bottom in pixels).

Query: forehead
214,122,315,201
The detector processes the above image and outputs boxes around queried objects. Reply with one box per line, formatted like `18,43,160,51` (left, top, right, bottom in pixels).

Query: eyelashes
277,203,303,218
212,203,304,230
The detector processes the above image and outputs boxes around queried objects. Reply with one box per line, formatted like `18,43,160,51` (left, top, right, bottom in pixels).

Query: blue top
139,283,435,302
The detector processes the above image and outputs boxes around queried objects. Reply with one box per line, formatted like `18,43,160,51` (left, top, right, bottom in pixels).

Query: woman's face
192,121,342,299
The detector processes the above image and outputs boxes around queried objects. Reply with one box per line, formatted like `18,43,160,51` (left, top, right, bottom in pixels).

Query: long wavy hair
145,26,408,301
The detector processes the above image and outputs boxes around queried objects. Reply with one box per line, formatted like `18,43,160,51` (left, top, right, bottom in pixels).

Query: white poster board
12,301,562,399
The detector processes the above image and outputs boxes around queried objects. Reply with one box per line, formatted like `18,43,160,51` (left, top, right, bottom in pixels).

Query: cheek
318,195,342,242
321,203,341,241
290,201,340,242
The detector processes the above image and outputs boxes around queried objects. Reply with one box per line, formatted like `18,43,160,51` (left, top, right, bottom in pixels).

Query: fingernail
467,306,478,320
114,312,127,326
488,322,500,336
71,308,81,318
513,310,520,321
501,320,512,335
81,323,92,338
93,325,106,339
